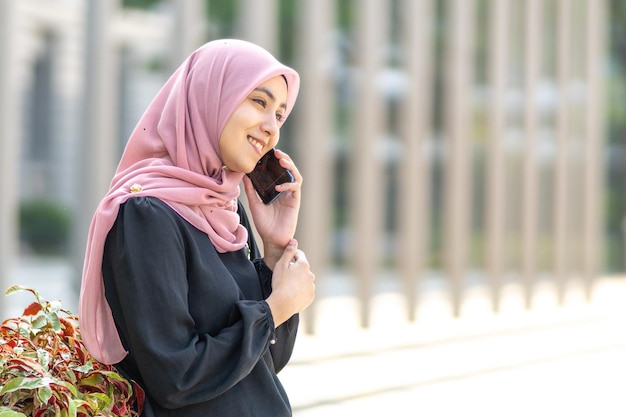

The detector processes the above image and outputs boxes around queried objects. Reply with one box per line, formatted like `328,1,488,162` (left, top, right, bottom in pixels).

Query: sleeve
103,198,277,409
240,201,299,373
253,259,299,373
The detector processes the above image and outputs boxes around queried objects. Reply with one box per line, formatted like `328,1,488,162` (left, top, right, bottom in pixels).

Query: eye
275,113,284,122
252,98,266,108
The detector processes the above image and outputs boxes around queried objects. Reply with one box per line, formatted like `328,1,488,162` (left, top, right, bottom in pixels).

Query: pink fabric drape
78,39,300,364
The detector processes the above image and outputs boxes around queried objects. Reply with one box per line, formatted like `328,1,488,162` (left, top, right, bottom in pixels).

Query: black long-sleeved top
102,197,299,416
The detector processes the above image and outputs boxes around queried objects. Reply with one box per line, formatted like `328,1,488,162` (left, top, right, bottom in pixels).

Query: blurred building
0,0,203,315
0,0,611,328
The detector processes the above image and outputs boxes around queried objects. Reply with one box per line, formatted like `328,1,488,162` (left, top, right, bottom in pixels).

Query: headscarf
78,39,300,364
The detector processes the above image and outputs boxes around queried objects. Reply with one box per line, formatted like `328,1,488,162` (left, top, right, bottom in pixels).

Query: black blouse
102,197,299,416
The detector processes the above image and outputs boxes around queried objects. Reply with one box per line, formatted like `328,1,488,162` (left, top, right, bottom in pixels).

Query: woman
78,39,315,416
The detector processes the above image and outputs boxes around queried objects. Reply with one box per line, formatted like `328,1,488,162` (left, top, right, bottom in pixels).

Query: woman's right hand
265,239,315,327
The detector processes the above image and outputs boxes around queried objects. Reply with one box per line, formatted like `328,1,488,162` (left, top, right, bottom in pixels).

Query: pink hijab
79,39,300,364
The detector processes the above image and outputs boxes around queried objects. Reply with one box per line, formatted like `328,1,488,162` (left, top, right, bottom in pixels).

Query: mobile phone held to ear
247,148,294,204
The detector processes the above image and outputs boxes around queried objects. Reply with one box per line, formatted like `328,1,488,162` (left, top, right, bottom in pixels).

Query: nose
261,113,279,138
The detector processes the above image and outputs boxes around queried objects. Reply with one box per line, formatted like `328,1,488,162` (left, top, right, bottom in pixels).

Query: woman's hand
243,149,302,268
265,240,316,327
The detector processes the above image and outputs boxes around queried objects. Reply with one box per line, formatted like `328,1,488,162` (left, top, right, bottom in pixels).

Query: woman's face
219,75,288,174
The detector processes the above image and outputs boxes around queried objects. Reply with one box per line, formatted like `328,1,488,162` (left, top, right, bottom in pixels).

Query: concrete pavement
4,259,626,416
281,277,626,417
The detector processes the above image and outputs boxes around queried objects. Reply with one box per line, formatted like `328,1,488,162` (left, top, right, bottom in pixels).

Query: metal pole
486,0,509,313
398,0,434,321
170,0,206,71
521,0,543,309
294,0,335,333
237,0,278,53
351,0,388,327
73,0,120,283
443,0,475,317
582,0,607,301
0,0,19,318
554,0,572,305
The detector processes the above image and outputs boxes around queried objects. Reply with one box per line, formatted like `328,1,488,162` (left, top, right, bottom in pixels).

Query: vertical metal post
74,0,120,281
351,0,388,327
582,0,606,301
0,0,19,318
294,0,335,333
170,0,206,71
486,0,509,313
521,0,542,309
234,0,279,254
554,0,572,305
443,0,475,317
237,0,278,53
398,0,434,321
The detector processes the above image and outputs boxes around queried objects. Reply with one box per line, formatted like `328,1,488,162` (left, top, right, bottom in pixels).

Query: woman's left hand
243,149,302,268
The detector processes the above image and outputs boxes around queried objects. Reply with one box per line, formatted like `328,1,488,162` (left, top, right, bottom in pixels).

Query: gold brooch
130,183,143,193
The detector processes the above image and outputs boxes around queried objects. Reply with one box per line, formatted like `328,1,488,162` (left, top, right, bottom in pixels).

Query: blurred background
1,0,625,415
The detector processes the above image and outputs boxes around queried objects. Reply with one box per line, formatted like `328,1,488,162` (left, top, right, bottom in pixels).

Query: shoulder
119,196,178,222
121,195,173,213
115,196,189,237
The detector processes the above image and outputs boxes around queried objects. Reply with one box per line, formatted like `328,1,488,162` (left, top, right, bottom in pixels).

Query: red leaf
23,302,42,316
7,357,46,375
132,381,145,413
59,317,75,339
112,404,127,415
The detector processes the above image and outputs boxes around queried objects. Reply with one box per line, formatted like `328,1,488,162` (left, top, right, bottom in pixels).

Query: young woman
78,39,315,416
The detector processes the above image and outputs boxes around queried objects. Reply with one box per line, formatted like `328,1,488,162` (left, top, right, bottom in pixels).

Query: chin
225,157,257,174
244,158,261,174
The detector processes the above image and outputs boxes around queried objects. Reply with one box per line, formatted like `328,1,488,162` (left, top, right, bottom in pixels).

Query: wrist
262,241,286,270
265,294,290,327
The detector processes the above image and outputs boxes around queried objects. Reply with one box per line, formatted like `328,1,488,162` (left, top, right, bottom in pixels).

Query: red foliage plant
0,285,144,416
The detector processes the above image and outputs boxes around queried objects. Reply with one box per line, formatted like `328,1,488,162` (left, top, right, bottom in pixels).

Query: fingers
277,240,312,278
289,247,308,268
277,239,299,268
241,175,258,201
274,149,303,185
242,175,265,205
269,240,316,323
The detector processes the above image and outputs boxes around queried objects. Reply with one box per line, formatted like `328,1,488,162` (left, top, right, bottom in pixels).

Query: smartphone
246,148,294,204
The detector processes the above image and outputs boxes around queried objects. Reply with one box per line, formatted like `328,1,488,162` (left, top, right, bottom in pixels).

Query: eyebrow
253,87,287,111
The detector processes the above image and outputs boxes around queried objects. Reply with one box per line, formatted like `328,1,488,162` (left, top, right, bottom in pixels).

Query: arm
242,150,315,327
243,149,301,269
103,198,277,409
254,259,299,372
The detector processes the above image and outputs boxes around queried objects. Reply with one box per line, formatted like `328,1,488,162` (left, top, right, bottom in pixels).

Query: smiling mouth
248,136,264,153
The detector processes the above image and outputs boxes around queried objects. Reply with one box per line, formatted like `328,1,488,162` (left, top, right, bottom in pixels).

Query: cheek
271,132,280,147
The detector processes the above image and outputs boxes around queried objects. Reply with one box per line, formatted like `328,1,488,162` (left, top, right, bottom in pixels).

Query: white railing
0,0,608,329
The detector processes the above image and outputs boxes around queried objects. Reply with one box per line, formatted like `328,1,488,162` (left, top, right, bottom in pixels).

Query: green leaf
18,327,31,339
30,315,47,330
0,406,28,417
46,312,61,332
67,398,77,417
5,285,29,296
0,377,50,395
61,380,80,398
49,300,62,313
37,385,53,404
5,285,43,305
71,363,93,374
78,373,105,388
36,349,51,370
99,370,127,382
83,392,110,405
